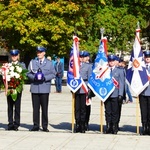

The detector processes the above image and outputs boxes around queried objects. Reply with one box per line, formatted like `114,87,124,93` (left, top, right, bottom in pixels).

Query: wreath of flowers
0,63,28,101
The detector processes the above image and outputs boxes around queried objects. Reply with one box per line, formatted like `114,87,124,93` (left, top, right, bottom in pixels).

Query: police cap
115,56,120,61
144,50,150,58
10,49,19,56
108,54,116,61
83,51,90,57
79,51,84,57
36,46,46,52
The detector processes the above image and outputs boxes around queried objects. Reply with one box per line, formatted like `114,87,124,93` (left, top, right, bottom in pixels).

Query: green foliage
0,0,149,58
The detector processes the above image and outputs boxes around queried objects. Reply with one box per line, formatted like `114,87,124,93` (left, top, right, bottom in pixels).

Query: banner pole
100,101,103,133
136,96,139,134
72,93,75,133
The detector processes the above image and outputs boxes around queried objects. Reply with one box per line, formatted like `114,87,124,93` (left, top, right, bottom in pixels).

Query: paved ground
0,84,150,150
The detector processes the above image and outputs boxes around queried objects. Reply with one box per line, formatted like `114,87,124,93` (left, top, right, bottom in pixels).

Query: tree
0,0,150,60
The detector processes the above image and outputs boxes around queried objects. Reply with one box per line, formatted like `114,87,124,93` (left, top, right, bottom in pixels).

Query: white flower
8,63,12,67
9,71,15,77
14,72,20,79
16,66,22,73
9,66,15,71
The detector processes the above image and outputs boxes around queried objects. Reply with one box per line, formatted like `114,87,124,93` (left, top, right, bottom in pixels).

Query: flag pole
100,101,104,133
136,96,140,134
100,28,105,133
136,22,140,135
72,93,75,133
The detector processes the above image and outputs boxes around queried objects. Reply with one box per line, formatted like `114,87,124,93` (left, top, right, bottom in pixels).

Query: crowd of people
73,49,150,136
0,47,150,136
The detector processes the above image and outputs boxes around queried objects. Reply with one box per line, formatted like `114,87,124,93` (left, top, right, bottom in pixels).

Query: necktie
40,60,42,65
146,64,149,70
110,67,113,73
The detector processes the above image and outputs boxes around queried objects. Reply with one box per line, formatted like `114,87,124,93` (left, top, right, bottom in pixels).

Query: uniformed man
104,54,125,134
74,51,92,133
6,49,26,131
27,46,56,132
116,57,127,130
83,51,93,131
139,50,150,135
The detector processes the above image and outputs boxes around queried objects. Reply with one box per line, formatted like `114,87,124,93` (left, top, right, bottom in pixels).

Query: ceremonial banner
88,38,115,102
126,27,149,96
67,36,83,93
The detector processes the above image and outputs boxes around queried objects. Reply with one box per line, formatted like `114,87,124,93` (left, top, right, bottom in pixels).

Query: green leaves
0,0,149,57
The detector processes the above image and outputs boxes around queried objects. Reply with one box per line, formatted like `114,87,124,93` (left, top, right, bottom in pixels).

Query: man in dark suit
27,46,56,132
104,54,125,134
54,57,63,93
139,50,150,135
6,49,26,131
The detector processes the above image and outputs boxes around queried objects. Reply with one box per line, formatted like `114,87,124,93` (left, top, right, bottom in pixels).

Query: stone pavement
0,84,149,150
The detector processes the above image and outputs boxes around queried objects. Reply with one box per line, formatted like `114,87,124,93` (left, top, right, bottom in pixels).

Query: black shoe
29,127,39,131
80,129,85,133
14,127,18,131
6,126,14,131
112,124,118,134
74,124,80,133
104,123,112,134
85,123,89,131
80,122,85,133
42,128,49,132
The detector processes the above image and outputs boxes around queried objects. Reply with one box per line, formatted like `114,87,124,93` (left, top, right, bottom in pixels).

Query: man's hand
118,95,123,105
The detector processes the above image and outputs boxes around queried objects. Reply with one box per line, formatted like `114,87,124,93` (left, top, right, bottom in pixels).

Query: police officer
116,57,127,131
104,54,125,134
6,49,26,131
83,51,93,131
139,50,150,135
74,51,92,133
27,46,56,132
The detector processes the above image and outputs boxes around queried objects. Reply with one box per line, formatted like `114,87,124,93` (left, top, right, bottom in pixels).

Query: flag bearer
83,51,94,131
74,51,92,133
104,54,125,134
139,50,150,135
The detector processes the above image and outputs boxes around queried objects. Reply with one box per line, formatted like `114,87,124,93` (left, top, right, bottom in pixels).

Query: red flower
13,84,16,89
10,78,15,82
9,82,13,87
16,81,20,85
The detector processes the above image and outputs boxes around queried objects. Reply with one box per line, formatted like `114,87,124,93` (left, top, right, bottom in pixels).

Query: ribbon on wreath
1,63,9,95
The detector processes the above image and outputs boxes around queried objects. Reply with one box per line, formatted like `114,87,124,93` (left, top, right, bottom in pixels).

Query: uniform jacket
18,62,26,69
27,58,56,93
110,67,125,98
76,62,92,94
54,61,63,78
140,64,150,96
11,61,26,69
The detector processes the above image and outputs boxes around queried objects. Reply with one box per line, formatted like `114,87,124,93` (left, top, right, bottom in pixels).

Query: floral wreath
0,63,28,101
